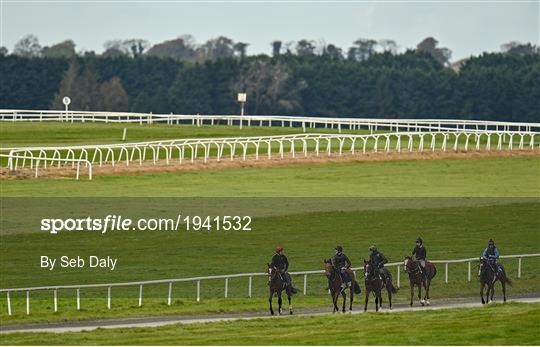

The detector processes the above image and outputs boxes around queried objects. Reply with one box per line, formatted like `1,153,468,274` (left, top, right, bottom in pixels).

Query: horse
363,260,384,312
267,263,294,315
323,259,361,313
403,256,437,306
479,257,512,304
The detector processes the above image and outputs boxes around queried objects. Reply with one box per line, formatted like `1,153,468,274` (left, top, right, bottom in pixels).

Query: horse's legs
349,287,354,311
410,283,414,306
342,291,346,313
331,288,339,313
375,290,380,312
419,282,424,306
480,282,486,304
288,294,293,314
501,278,507,302
269,290,274,315
425,280,431,305
489,283,495,302
387,283,392,309
278,291,283,315
364,290,369,312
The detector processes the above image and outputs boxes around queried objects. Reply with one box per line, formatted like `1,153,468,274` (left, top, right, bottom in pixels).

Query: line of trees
1,35,539,122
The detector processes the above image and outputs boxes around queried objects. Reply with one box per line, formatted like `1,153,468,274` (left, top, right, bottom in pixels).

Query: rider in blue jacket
481,239,502,274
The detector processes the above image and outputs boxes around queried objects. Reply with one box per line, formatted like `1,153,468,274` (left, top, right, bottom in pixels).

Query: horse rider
412,237,427,276
480,239,502,275
369,245,388,281
331,245,352,291
270,245,295,290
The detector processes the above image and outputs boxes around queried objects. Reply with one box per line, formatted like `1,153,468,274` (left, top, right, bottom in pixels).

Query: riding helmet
369,245,377,251
416,237,423,244
488,239,495,246
335,245,343,252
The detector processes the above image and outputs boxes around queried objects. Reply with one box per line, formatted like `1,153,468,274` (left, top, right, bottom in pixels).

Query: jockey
412,237,427,276
270,245,292,287
331,245,352,290
481,239,502,274
369,245,388,280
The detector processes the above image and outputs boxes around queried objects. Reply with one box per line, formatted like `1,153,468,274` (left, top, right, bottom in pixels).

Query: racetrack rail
1,295,538,334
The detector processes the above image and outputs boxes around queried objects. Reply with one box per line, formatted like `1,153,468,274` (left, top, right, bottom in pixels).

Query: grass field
2,156,539,197
1,121,539,345
2,303,539,345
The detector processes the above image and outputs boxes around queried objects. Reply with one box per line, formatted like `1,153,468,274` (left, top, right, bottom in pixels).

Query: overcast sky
1,1,538,61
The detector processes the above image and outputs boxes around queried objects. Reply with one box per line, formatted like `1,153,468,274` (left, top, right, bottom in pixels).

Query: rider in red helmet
270,245,297,293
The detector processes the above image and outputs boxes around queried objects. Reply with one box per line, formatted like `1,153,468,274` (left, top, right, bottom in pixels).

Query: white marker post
62,96,71,122
122,128,127,141
237,93,246,129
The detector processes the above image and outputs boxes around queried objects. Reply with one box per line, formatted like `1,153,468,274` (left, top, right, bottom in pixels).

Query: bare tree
13,34,41,57
349,38,378,61
146,36,197,61
296,39,316,56
199,36,235,61
103,39,149,58
42,40,76,58
234,42,249,59
416,37,452,66
100,76,129,111
271,40,282,57
501,41,539,56
378,39,398,54
233,60,306,114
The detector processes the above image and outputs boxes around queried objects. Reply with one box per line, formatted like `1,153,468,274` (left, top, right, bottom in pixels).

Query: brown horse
267,264,294,315
479,257,512,304
363,260,383,312
324,259,361,313
403,256,436,306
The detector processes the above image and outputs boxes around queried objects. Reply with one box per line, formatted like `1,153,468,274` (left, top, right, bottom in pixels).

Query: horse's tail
353,281,361,294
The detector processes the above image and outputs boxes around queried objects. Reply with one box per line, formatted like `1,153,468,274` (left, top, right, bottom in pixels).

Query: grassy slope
2,303,539,345
0,123,325,148
1,202,539,325
2,156,539,197
1,122,539,330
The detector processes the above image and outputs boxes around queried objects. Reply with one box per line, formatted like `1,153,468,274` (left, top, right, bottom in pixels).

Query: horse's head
478,257,488,274
267,263,276,282
363,259,372,278
403,256,414,272
323,259,333,278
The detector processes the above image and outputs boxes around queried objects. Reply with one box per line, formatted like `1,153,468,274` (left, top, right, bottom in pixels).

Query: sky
1,0,538,61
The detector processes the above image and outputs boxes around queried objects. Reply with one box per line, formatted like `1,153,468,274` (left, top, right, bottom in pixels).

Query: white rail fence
4,131,538,172
2,110,539,133
0,154,92,180
2,253,538,316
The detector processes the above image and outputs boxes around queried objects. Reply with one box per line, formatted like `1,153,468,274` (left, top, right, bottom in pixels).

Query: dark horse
363,260,398,311
479,257,512,304
403,256,436,306
267,264,294,315
324,259,361,313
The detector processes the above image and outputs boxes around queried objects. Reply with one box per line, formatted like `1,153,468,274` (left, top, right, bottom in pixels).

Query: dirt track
1,149,539,180
1,295,538,334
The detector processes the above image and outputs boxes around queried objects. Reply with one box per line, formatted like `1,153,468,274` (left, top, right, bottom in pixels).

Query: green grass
1,202,539,325
2,156,539,197
0,122,363,148
2,303,539,345
1,121,539,339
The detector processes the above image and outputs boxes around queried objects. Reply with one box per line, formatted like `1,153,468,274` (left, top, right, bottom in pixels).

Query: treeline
1,36,539,122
